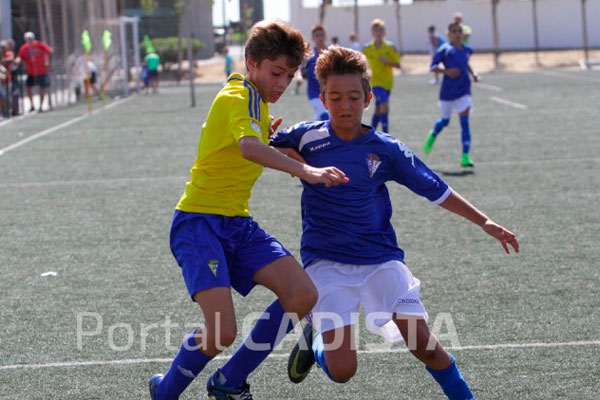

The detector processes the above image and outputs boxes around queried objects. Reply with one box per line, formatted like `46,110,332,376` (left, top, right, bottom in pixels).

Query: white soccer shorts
439,94,473,119
305,259,428,343
309,97,328,120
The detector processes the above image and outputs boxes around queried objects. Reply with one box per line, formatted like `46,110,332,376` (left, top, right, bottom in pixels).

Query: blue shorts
26,74,51,88
372,86,390,106
170,210,291,299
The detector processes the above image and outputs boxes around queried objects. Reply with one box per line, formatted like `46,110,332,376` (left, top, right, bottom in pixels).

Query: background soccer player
424,22,479,168
303,24,329,121
363,19,401,133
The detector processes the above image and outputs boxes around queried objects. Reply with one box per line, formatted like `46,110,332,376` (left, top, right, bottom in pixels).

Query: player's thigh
307,260,361,334
456,94,473,117
439,100,453,119
253,255,317,316
323,325,358,380
361,261,428,332
169,211,233,300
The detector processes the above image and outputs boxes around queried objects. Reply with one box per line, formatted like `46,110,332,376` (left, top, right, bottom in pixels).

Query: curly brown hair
315,46,372,99
244,20,310,69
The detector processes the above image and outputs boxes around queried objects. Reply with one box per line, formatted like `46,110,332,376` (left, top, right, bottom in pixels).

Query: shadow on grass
440,169,475,177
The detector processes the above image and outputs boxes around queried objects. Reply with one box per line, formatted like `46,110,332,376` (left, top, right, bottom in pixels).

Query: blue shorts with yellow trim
372,86,390,106
170,210,291,299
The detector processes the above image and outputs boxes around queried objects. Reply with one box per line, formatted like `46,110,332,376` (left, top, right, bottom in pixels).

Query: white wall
289,0,600,52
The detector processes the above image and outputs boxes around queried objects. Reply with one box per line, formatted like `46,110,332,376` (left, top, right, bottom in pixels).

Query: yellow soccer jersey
363,40,401,91
176,73,270,217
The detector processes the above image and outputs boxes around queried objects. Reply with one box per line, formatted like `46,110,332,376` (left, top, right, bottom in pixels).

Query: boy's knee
284,283,318,318
213,324,237,349
327,358,357,383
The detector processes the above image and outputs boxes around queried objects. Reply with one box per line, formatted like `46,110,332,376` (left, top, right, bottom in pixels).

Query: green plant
140,37,205,65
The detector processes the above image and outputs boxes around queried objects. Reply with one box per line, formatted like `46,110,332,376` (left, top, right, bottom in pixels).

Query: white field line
477,83,502,92
489,96,528,110
539,70,600,83
0,175,187,189
1,340,599,371
0,97,133,156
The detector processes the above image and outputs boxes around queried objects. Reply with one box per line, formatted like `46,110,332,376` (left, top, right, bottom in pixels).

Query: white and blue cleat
207,369,253,400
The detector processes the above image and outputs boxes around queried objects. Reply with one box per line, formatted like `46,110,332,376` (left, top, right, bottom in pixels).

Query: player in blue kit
270,46,518,399
303,24,329,120
424,22,479,167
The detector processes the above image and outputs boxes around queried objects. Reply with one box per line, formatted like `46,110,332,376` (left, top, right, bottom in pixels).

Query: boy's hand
269,116,283,138
445,68,461,78
303,166,349,187
482,220,519,254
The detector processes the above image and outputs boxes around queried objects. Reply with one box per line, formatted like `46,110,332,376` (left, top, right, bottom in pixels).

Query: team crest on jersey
208,259,219,276
366,153,382,177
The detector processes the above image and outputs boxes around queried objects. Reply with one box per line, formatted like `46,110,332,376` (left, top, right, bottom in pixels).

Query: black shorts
26,74,51,88
148,70,159,79
89,71,97,85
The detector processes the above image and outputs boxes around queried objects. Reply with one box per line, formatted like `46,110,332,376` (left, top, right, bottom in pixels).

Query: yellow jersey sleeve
388,44,401,64
229,78,265,143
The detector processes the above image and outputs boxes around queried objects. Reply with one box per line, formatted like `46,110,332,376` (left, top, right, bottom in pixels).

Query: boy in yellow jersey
363,18,401,133
149,20,348,400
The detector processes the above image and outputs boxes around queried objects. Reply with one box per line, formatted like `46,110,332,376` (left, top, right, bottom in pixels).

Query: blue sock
372,113,380,129
380,113,389,133
460,114,471,153
426,354,474,400
433,118,450,136
220,300,295,388
312,332,334,381
157,330,213,399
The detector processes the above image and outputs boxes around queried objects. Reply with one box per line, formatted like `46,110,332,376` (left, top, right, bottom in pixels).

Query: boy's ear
364,92,373,109
320,94,329,110
246,55,257,71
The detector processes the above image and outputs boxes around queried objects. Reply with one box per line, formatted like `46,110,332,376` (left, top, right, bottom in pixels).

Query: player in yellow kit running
363,18,401,133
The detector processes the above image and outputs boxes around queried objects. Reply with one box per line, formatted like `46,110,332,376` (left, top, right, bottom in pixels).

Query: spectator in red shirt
16,32,53,112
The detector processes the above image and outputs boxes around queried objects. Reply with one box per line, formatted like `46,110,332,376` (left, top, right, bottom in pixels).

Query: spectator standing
16,32,53,112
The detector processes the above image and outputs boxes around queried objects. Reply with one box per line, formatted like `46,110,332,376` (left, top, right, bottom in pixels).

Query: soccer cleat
148,374,163,400
287,323,316,384
461,153,474,167
207,369,253,400
423,130,436,155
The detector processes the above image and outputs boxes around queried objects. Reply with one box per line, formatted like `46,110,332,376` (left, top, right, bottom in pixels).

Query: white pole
132,18,141,93
120,17,129,96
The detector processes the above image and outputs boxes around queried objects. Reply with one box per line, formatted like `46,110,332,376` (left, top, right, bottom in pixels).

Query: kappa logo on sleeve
395,140,415,167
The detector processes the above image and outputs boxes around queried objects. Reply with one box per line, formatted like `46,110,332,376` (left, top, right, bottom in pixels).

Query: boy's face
372,26,385,41
448,26,463,45
321,74,371,132
247,55,297,103
312,29,326,48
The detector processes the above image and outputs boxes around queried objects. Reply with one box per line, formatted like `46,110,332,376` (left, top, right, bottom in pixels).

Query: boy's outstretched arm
439,191,519,254
239,136,348,187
